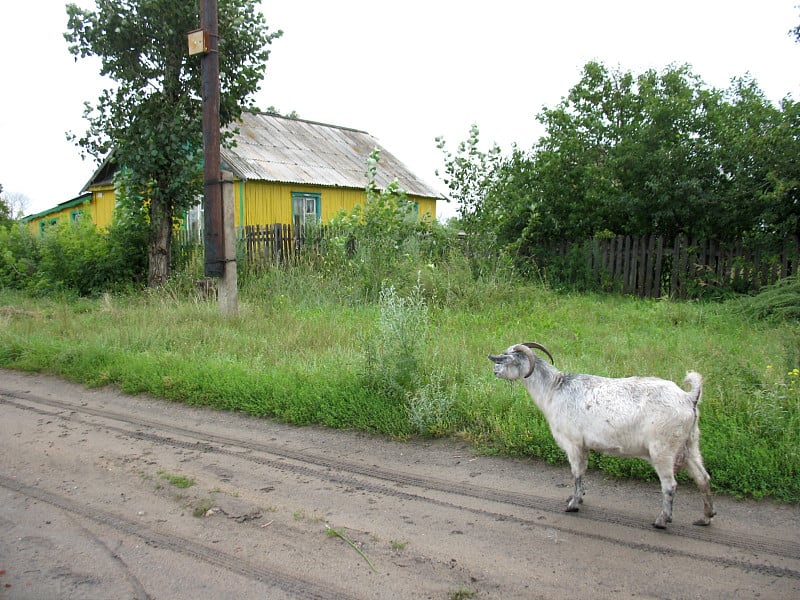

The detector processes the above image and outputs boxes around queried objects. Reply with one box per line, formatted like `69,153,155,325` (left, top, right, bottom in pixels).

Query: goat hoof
653,514,671,529
692,517,712,526
565,505,580,513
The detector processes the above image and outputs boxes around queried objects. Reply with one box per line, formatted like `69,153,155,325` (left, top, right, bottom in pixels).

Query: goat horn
511,342,554,378
511,344,537,378
522,342,554,365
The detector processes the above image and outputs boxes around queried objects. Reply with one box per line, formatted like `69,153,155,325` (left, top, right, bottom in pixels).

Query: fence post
653,236,664,298
644,235,655,298
621,236,631,294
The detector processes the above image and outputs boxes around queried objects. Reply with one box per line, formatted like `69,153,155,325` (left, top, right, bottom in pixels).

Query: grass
0,271,798,503
157,470,195,489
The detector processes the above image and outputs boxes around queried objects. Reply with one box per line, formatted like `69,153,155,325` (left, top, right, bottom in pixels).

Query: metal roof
221,112,444,199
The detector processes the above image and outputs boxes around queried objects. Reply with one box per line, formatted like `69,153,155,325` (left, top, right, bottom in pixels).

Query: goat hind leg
684,451,715,526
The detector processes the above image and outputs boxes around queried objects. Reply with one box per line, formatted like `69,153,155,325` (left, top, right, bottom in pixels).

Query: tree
0,184,12,229
520,61,798,248
65,0,281,286
440,60,800,270
524,61,726,243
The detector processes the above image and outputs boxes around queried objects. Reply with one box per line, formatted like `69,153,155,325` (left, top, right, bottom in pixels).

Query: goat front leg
566,475,584,511
653,459,678,529
565,447,588,512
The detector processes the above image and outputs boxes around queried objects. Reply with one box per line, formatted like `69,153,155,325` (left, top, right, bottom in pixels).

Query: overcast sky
2,1,799,220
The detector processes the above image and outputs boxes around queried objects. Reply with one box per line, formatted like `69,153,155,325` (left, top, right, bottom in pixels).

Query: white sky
1,1,799,220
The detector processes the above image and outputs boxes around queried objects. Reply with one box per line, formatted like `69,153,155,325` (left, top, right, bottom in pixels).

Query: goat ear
488,353,510,363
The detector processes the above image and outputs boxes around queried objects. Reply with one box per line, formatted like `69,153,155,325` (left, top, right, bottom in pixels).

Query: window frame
291,192,321,228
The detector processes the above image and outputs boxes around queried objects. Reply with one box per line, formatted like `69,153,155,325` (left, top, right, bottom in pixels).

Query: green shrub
0,224,40,289
362,280,429,404
743,275,800,321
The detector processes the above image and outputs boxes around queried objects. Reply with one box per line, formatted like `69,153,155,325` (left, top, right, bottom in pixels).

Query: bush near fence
534,234,800,298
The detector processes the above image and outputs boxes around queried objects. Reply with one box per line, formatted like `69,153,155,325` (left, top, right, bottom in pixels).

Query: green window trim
291,192,321,228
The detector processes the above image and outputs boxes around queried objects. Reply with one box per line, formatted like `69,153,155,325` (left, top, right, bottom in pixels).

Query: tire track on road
3,390,799,580
0,473,356,600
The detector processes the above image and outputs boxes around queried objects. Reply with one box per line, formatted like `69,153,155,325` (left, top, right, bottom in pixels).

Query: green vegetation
325,525,378,573
65,0,281,286
449,586,477,600
1,268,798,502
157,470,195,489
438,62,800,260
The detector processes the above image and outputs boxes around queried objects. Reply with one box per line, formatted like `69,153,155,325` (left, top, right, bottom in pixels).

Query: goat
488,342,716,529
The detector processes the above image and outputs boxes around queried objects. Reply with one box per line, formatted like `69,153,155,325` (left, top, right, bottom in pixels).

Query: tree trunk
147,195,173,287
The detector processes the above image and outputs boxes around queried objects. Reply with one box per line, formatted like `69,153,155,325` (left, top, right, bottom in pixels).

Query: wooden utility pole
199,0,223,279
191,0,237,316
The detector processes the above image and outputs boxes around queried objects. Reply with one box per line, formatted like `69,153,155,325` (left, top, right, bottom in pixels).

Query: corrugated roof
221,112,444,199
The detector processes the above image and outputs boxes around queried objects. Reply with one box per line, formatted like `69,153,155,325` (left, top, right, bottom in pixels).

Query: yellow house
24,112,443,234
21,190,115,234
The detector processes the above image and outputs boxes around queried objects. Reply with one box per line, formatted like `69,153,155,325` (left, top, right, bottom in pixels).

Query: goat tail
684,371,703,407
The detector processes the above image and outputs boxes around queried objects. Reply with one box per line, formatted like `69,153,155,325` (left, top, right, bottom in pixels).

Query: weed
157,470,195,489
362,279,429,403
293,509,324,523
192,498,213,517
407,369,458,435
325,525,378,573
389,540,408,551
449,586,476,600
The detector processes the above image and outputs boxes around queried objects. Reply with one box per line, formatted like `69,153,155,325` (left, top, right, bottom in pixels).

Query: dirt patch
1,369,798,599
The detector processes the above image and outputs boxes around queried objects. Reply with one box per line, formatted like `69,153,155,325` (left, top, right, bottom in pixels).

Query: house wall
23,179,437,234
23,187,116,235
235,180,437,227
89,185,116,229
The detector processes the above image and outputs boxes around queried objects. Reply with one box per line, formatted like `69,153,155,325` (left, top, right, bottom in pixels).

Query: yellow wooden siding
24,180,436,234
23,187,116,234
90,186,116,229
234,180,437,227
25,206,75,234
412,195,437,220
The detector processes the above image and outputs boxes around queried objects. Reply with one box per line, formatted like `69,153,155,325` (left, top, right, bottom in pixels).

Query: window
70,209,84,223
292,192,321,228
38,218,58,236
184,203,203,242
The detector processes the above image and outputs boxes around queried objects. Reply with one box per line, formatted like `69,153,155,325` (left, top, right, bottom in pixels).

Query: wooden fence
539,234,800,298
176,225,800,298
241,223,339,266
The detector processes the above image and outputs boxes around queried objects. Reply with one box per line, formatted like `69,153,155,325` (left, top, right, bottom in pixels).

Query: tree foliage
439,61,800,262
329,149,442,299
65,0,281,286
0,184,12,229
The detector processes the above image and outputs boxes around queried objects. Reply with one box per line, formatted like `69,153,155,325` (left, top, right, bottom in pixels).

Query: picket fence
539,234,800,298
241,223,337,266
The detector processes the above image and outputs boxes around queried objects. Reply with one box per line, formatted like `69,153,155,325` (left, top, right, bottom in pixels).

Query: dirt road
0,369,798,599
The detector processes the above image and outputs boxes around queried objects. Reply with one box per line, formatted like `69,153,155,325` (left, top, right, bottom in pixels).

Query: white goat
488,342,716,529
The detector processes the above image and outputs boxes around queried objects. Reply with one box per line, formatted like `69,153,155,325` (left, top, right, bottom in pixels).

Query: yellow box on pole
187,29,208,55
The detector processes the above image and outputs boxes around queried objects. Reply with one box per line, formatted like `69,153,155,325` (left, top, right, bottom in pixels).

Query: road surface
1,369,798,599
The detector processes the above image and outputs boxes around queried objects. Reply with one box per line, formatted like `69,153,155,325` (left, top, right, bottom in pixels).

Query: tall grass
1,269,798,502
